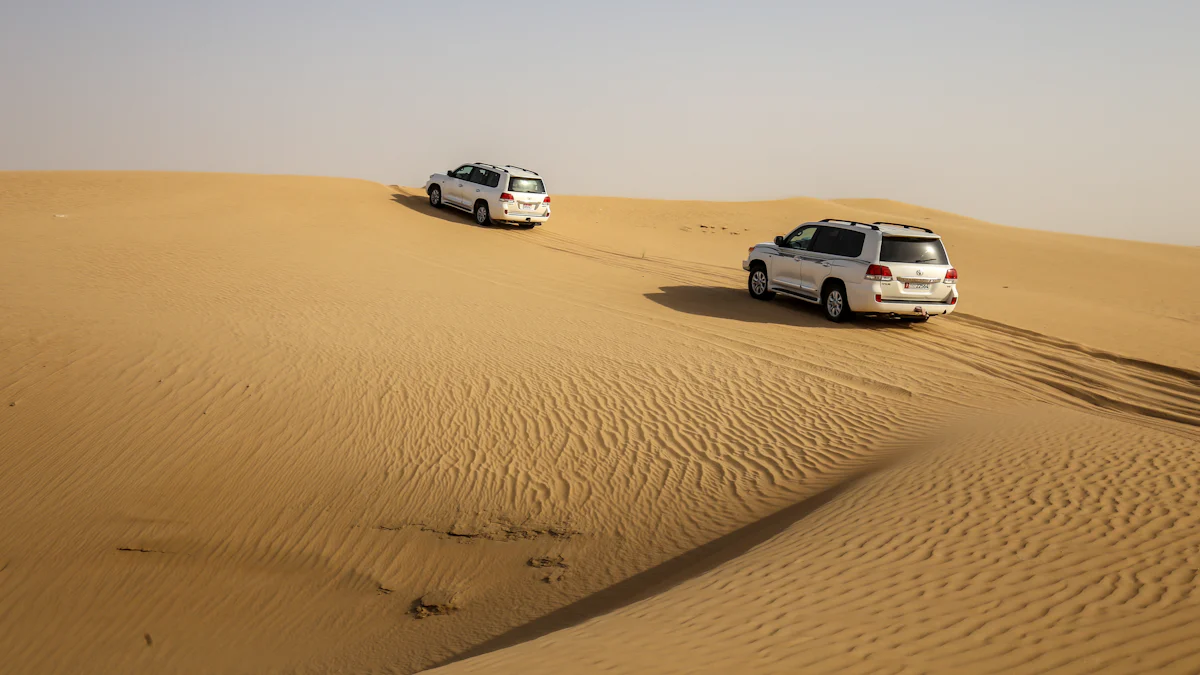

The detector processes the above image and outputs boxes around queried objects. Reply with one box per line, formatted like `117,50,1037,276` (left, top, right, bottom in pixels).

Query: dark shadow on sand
430,460,897,669
390,191,536,231
644,285,910,330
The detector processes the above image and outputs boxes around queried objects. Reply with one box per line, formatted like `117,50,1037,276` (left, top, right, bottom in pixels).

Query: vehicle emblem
916,270,923,276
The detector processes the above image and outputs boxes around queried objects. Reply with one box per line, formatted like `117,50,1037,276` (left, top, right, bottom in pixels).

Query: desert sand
1,171,1196,674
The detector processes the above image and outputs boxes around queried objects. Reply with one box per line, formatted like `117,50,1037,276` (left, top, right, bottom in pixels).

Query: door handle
476,189,481,192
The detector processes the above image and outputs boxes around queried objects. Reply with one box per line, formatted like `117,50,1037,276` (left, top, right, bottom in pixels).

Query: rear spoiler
873,221,935,234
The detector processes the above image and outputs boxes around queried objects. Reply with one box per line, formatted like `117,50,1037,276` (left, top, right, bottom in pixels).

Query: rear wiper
915,258,939,263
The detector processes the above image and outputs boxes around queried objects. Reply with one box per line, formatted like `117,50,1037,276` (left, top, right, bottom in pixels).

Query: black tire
748,264,775,301
822,281,852,323
474,201,492,226
428,186,442,208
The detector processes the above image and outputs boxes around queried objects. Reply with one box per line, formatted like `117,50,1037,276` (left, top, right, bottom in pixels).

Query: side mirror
774,236,785,247
448,170,456,177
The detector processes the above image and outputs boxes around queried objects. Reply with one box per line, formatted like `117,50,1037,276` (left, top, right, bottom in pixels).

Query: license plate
905,282,930,290
520,203,536,211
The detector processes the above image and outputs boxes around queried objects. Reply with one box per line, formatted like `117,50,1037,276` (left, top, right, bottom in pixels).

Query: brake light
543,196,551,203
875,294,882,302
944,268,957,284
865,264,893,281
951,296,957,305
500,193,515,202
748,246,756,254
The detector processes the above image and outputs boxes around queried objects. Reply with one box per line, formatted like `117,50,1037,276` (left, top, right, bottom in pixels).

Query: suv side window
811,228,865,257
469,167,489,184
452,166,475,180
783,226,819,250
485,171,500,188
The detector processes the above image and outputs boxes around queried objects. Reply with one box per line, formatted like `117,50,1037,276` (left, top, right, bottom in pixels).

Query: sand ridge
1,172,1197,673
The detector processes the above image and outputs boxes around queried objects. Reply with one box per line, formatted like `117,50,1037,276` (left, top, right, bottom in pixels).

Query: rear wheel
748,265,775,300
474,201,492,226
429,186,442,208
822,282,852,323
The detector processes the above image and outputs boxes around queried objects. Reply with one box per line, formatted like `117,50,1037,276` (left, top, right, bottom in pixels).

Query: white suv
424,163,551,228
742,219,959,322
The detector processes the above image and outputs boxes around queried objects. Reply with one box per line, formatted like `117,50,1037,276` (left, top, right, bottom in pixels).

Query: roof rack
820,218,879,231
873,221,935,234
504,165,539,176
472,162,504,172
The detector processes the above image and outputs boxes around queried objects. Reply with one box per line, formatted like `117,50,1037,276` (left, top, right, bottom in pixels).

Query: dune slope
0,172,1196,674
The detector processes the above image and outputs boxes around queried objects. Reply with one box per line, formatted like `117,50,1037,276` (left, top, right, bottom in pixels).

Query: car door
771,225,820,295
447,165,476,207
800,227,845,294
464,167,491,207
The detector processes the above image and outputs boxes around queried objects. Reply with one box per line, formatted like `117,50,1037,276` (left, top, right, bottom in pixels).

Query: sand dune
1,172,1196,674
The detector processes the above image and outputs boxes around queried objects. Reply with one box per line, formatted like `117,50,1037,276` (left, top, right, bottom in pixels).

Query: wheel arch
821,276,853,314
820,276,847,297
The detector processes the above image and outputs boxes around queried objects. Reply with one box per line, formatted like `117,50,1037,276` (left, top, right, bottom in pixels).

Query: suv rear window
879,237,948,264
508,177,545,193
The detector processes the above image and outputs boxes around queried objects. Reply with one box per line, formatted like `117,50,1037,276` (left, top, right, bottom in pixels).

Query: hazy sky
2,1,1197,244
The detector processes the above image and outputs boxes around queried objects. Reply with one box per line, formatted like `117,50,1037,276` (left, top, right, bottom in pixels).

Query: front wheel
748,266,775,300
475,202,492,226
429,186,442,208
822,283,852,323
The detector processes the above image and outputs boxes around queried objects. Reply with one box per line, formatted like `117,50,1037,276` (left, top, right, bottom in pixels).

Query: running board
772,287,820,304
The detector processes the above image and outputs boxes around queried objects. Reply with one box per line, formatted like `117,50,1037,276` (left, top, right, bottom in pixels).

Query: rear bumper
849,285,959,316
495,211,550,224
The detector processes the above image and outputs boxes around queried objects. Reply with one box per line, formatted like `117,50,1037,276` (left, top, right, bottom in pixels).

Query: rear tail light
543,196,551,203
951,296,957,305
500,193,515,202
944,268,958,284
875,294,882,302
865,264,893,281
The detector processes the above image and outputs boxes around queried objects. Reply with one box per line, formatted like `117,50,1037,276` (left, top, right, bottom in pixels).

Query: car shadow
644,286,911,330
389,188,535,231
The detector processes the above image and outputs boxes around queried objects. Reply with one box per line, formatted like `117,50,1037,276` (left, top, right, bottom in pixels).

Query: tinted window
509,177,545,193
469,167,489,184
485,171,500,188
452,166,474,180
812,228,866,257
879,237,949,264
782,226,818,250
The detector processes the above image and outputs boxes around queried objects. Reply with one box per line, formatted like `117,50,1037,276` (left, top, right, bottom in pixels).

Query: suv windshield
880,237,948,264
508,177,545,193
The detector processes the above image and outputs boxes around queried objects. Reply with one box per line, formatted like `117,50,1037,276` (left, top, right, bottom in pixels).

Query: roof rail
472,162,504,171
820,218,879,231
873,221,935,234
504,165,539,176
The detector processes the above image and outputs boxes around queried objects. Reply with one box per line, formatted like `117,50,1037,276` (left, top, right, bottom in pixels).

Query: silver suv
424,163,550,228
742,219,959,322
